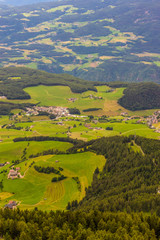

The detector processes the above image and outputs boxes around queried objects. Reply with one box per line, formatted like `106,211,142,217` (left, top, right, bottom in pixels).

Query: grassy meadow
25,85,160,117
24,85,126,116
0,152,105,211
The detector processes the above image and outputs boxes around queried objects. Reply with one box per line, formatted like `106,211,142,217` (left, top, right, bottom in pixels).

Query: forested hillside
0,67,97,99
0,0,160,82
1,136,160,239
73,136,160,215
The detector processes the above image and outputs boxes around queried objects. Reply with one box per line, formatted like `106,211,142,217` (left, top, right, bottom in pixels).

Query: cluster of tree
68,108,81,115
83,108,102,112
72,177,81,192
0,102,34,115
37,111,56,119
34,166,60,175
134,136,160,156
51,174,66,182
0,208,159,239
6,124,23,130
13,136,84,147
118,82,160,110
106,127,113,130
29,149,65,158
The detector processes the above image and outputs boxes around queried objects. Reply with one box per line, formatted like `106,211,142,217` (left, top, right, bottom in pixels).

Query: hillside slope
0,67,97,99
71,136,160,215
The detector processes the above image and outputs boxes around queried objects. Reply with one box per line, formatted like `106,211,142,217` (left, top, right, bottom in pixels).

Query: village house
121,112,128,116
0,96,7,99
67,98,77,102
8,169,20,179
4,201,17,209
89,94,103,100
84,123,93,129
0,162,10,167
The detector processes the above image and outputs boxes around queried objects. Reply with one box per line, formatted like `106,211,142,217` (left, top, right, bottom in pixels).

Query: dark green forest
118,83,160,110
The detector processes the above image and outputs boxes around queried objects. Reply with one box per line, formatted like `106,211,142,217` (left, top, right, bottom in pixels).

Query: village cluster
146,111,160,132
121,111,160,132
25,106,70,117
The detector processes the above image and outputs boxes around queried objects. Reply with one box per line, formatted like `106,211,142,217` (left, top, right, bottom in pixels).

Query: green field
24,85,126,116
0,152,105,210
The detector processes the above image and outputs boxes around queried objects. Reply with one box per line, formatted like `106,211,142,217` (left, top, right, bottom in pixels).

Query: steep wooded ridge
0,0,160,82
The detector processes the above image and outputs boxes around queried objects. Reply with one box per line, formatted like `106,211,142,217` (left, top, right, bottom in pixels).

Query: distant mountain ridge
0,0,160,83
0,0,57,6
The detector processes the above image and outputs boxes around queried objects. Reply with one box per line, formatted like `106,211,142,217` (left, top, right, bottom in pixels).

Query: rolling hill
0,0,160,82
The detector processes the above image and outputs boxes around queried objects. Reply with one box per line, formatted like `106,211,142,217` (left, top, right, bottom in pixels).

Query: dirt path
133,140,145,156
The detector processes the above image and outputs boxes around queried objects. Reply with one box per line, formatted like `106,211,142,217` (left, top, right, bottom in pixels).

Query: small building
4,201,17,209
16,167,21,171
8,169,20,179
121,112,128,116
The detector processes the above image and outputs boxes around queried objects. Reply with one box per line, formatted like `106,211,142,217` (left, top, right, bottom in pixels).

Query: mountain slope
0,0,160,82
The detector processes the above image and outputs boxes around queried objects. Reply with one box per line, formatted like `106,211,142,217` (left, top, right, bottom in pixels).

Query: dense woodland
69,136,160,215
0,208,159,240
118,83,160,110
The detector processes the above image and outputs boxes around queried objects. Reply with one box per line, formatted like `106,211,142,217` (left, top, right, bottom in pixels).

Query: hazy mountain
0,0,160,82
0,0,58,6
